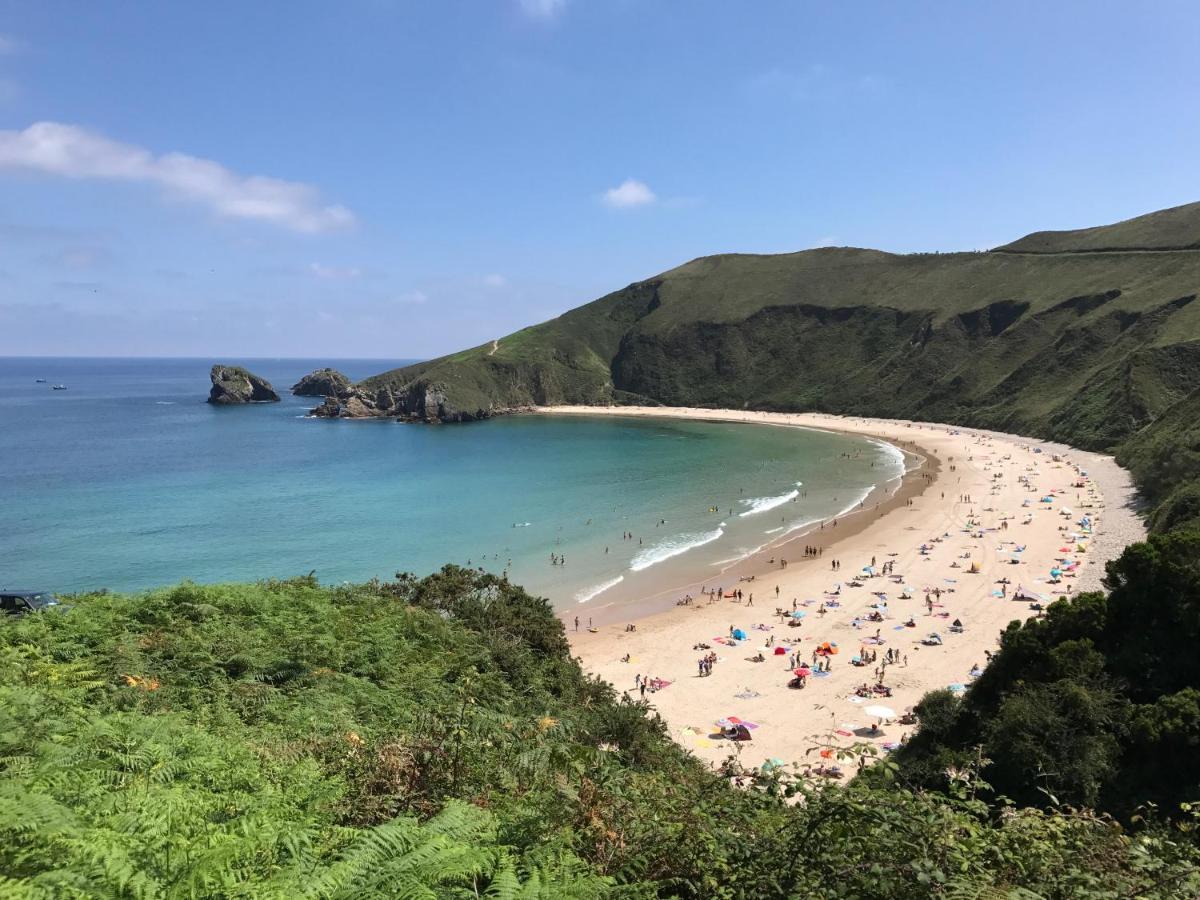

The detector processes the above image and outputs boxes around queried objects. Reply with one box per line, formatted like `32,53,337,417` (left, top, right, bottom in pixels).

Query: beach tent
773,646,787,655
732,628,747,641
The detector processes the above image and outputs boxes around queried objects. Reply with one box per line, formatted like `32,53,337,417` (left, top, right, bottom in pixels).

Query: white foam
575,575,624,604
868,437,908,475
836,487,874,518
630,524,726,572
782,516,824,536
739,488,800,517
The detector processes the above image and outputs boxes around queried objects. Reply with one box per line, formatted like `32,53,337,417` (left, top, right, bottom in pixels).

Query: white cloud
0,121,356,234
482,273,507,287
809,235,838,248
519,0,566,19
396,290,428,304
309,262,361,279
602,178,656,209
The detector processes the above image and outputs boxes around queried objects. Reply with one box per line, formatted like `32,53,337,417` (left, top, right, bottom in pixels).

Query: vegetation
887,531,1200,820
5,569,1199,897
355,202,1200,529
12,201,1200,894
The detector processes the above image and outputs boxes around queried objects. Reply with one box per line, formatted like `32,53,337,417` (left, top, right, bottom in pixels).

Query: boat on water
51,384,67,391
35,378,47,383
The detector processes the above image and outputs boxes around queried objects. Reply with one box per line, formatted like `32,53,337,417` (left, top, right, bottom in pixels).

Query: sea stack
207,365,280,404
291,367,352,398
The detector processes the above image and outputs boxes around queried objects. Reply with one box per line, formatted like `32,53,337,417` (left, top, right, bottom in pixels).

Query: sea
1,358,905,621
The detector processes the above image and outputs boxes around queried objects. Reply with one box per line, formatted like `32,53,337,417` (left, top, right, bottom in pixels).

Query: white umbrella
864,705,895,719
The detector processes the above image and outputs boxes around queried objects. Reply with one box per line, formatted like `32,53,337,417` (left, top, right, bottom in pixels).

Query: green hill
996,200,1200,253
328,202,1200,527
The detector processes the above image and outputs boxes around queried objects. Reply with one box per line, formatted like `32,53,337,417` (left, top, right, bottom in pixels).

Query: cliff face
207,365,280,404
307,201,1200,530
334,203,1200,446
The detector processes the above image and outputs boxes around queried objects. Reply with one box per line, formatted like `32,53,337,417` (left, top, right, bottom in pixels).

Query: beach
553,406,1146,770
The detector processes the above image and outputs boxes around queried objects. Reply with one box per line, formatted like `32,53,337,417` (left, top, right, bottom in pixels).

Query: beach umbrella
864,704,895,719
793,667,810,676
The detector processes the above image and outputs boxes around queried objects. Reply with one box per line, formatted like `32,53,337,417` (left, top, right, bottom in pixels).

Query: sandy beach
550,406,1146,771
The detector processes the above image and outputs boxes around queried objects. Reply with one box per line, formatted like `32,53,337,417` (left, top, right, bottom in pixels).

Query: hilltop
318,201,1200,529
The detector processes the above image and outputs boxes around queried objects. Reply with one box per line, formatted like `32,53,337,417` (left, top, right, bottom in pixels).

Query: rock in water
311,397,342,417
207,365,280,404
291,367,352,398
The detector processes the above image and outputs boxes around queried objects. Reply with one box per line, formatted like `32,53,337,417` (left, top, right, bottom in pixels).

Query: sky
0,1,1198,359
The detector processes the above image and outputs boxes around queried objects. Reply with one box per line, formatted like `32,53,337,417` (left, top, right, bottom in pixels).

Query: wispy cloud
518,0,567,19
0,122,356,234
747,64,884,102
309,262,361,279
482,273,507,287
602,178,656,209
395,289,428,304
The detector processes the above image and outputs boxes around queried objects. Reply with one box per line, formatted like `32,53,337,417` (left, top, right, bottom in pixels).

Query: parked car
1,590,64,616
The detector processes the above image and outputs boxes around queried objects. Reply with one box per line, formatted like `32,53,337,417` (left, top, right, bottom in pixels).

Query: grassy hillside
341,203,1200,517
4,569,1200,897
996,201,1200,253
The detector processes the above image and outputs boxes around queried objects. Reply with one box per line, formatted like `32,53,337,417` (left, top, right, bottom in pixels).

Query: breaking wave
575,575,625,604
739,488,800,517
630,525,726,572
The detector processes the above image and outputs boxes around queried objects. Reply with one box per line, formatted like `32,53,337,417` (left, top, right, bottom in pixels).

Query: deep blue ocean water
1,358,902,615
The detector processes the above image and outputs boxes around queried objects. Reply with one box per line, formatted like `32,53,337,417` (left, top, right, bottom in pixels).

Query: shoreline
535,407,939,630
541,405,1145,771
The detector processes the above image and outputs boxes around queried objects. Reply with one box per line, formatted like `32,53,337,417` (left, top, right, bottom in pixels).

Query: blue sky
1,1,1197,358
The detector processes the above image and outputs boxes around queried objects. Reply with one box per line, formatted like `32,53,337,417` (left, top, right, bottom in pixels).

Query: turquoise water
1,358,902,614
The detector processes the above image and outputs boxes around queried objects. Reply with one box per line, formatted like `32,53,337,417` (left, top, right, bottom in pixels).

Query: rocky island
291,367,352,398
206,365,280,404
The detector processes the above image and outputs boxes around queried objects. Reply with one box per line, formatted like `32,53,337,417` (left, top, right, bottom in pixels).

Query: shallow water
1,358,903,609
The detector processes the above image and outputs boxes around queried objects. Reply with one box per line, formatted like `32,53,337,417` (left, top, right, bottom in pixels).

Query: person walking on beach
574,616,579,632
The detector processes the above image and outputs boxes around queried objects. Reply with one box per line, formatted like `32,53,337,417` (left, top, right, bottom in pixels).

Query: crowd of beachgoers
558,407,1145,774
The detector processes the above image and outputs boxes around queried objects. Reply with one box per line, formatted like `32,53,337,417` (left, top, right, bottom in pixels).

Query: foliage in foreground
2,568,1198,898
889,530,1200,821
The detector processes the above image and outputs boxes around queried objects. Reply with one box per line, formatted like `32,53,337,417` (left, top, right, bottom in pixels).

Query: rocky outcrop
207,365,280,404
306,378,499,422
291,368,352,398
